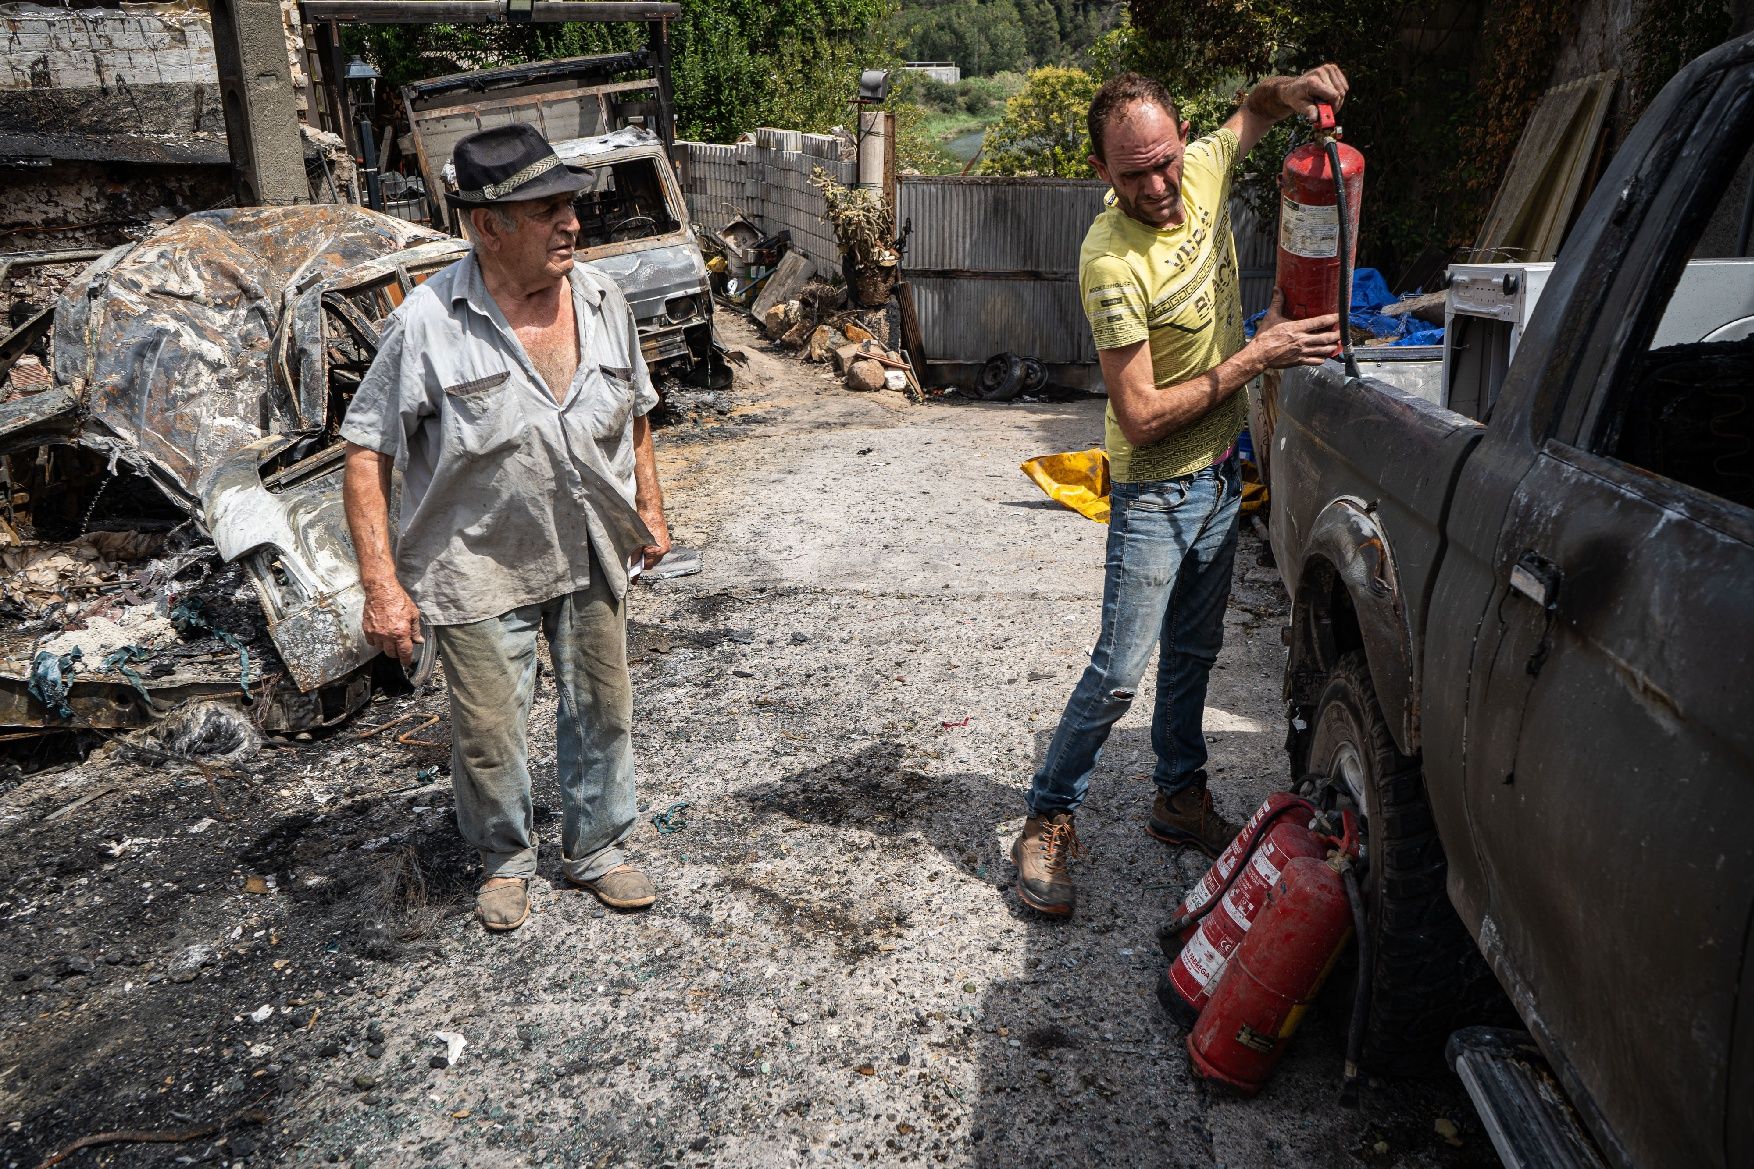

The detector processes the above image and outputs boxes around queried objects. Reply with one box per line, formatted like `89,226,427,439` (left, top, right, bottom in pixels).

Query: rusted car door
1449,55,1754,1169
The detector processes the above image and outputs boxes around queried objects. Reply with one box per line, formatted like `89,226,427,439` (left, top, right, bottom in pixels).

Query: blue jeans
1028,454,1242,815
430,575,636,883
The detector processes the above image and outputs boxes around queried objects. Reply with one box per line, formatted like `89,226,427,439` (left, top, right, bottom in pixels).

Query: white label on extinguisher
1248,842,1288,887
1182,860,1230,915
1280,196,1340,259
1181,927,1230,989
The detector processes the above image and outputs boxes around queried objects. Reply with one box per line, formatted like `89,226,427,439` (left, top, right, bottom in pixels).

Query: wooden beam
312,21,355,160
647,18,674,149
418,77,655,121
300,0,679,22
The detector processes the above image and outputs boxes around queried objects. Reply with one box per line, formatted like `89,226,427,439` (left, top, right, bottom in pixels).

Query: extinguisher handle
1311,103,1337,133
1336,809,1361,859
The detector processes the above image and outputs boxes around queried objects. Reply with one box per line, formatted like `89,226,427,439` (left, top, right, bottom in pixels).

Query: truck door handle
1508,551,1562,610
1507,551,1563,677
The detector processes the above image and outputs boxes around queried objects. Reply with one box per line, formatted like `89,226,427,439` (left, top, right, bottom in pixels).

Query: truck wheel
1305,651,1500,1075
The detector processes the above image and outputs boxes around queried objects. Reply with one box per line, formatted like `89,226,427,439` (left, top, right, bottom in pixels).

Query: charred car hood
582,241,708,321
52,205,444,504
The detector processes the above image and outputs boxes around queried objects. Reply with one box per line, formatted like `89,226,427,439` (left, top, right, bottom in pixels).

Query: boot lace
1039,818,1085,876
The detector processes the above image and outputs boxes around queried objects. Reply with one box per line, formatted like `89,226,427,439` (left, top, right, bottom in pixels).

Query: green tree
1018,0,1061,64
1122,0,1466,275
348,0,896,145
670,0,898,140
979,65,1100,177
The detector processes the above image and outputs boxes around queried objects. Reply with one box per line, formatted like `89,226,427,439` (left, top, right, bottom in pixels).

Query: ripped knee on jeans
1109,688,1136,702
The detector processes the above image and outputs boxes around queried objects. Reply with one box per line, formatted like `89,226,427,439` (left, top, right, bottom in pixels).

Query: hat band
456,154,561,202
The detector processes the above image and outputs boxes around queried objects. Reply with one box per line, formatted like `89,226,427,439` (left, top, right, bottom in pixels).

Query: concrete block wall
674,130,857,277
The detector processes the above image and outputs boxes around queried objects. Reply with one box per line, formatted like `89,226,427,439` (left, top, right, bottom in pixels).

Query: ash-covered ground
0,318,1497,1169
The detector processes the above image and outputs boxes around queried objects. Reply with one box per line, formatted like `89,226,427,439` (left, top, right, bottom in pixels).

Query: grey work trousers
430,575,636,884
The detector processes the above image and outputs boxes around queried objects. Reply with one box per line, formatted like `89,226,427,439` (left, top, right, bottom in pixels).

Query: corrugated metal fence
674,135,1276,372
897,176,1103,365
674,130,855,277
896,175,1275,366
1234,201,1275,323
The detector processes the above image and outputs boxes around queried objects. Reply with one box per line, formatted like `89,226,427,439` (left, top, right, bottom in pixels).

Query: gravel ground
0,316,1499,1169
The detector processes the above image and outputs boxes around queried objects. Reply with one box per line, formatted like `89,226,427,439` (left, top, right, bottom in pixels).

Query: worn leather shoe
476,877,531,932
572,864,656,910
1010,811,1082,917
1146,784,1240,859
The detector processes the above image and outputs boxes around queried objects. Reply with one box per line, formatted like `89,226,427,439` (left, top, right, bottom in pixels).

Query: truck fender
1286,498,1420,756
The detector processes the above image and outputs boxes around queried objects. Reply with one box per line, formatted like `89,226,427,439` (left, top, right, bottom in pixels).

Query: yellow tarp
1020,448,1112,523
1021,448,1269,524
1241,474,1267,515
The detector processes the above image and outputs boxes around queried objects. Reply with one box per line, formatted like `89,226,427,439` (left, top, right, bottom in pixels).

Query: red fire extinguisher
1187,849,1359,1096
1156,793,1329,1026
1275,103,1365,376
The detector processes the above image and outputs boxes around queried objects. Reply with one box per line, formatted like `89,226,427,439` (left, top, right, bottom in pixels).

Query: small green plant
810,168,898,266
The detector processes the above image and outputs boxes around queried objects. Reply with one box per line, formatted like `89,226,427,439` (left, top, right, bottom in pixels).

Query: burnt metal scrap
0,205,451,740
51,205,443,502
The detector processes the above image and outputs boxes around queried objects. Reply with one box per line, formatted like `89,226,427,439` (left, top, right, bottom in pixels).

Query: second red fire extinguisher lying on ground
1157,795,1361,1096
1188,849,1360,1095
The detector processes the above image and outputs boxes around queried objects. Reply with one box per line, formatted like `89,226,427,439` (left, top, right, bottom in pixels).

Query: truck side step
1446,1027,1609,1169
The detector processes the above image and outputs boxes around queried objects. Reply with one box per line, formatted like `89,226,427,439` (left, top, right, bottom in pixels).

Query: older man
1011,68,1348,917
341,124,670,932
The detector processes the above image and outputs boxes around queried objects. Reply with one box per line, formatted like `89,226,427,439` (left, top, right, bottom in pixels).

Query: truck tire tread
1308,651,1504,1076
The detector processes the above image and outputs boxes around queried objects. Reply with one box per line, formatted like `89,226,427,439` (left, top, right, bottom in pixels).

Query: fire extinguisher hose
1324,137,1363,382
1163,797,1316,934
1339,863,1371,1105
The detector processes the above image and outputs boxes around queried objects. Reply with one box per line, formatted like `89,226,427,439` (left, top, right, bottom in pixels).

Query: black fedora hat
447,123,589,209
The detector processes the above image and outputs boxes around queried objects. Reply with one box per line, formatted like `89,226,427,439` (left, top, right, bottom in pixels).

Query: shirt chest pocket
588,365,635,441
443,370,519,458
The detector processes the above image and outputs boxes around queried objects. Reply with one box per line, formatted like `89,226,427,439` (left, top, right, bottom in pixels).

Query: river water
945,129,984,163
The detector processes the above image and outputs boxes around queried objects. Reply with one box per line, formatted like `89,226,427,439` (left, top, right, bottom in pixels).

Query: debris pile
759,279,921,398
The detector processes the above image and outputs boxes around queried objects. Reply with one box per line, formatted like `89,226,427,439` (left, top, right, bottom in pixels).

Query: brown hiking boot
1146,785,1241,859
1010,811,1082,917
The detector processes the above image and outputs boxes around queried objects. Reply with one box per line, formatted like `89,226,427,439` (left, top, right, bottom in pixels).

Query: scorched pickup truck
1255,34,1754,1169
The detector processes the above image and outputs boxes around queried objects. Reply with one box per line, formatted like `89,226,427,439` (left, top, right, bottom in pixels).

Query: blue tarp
1244,268,1442,348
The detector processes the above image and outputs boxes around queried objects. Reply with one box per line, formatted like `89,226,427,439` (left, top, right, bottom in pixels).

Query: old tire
977,352,1025,401
1305,651,1500,1076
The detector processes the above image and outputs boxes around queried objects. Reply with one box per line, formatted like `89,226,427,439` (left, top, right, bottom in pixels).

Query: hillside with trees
886,0,1119,75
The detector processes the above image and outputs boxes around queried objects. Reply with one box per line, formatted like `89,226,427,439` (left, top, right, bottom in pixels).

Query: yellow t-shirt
1080,127,1246,483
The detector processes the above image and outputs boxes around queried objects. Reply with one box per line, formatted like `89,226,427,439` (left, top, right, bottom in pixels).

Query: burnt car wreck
403,54,721,385
0,204,458,746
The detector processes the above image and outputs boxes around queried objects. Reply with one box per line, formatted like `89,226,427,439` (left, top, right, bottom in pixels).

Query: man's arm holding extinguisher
1225,65,1350,156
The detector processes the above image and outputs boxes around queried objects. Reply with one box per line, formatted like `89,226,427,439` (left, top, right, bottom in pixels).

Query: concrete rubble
755,279,921,398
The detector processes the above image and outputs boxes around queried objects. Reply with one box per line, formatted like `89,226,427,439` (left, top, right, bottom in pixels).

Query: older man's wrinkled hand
362,578,424,666
640,507,672,571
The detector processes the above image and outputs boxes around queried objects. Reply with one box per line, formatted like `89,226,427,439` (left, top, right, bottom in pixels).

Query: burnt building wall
1,0,321,317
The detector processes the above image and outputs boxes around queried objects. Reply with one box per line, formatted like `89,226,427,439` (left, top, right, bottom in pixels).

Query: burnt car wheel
1305,651,1503,1075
